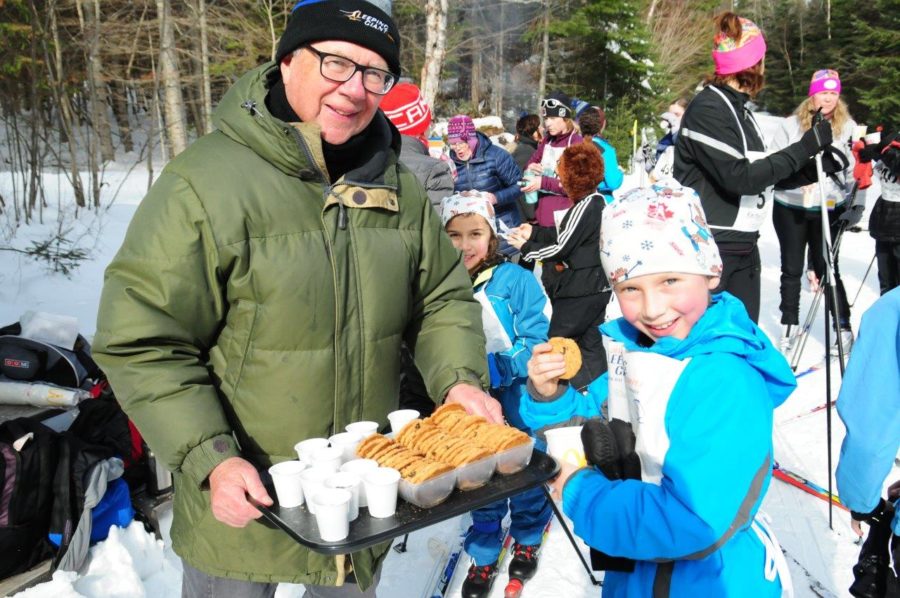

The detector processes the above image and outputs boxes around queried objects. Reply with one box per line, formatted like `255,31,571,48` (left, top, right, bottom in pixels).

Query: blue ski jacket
836,287,900,534
520,293,797,597
476,262,549,440
590,136,624,199
451,131,524,229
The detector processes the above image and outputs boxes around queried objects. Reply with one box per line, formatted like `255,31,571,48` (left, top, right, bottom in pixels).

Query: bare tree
156,0,188,156
420,0,448,108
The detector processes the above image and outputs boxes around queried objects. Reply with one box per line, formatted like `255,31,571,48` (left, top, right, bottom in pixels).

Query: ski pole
850,254,876,308
542,486,602,586
812,109,840,530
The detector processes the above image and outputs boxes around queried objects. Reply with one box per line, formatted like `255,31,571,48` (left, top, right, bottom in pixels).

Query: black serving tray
254,450,559,554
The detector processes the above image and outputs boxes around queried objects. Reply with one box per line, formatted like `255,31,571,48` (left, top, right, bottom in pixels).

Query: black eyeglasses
303,46,396,95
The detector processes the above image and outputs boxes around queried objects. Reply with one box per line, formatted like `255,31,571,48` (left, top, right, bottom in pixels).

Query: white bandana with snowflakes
439,193,498,234
600,183,723,284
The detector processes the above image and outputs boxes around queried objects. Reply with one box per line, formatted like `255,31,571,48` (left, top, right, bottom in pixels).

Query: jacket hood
601,292,795,408
213,63,402,183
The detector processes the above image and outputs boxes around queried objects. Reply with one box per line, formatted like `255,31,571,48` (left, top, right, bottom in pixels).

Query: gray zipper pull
241,100,259,116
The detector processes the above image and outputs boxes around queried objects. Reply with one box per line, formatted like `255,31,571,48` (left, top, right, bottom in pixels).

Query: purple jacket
525,129,583,226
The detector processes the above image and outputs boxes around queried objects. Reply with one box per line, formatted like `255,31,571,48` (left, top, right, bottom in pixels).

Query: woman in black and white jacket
771,70,857,354
675,12,833,323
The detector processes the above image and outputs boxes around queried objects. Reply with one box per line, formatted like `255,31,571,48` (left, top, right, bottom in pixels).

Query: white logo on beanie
341,10,392,37
824,79,838,90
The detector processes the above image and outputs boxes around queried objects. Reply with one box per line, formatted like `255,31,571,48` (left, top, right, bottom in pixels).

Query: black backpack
0,417,59,578
0,322,101,390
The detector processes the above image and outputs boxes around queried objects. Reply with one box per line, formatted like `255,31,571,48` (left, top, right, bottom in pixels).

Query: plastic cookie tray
255,448,558,554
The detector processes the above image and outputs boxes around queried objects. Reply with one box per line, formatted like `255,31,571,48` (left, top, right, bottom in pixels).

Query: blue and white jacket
521,293,796,597
452,131,524,229
836,287,900,534
475,261,549,440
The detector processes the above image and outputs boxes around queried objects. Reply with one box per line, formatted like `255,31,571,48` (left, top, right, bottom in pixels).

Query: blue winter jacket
477,262,549,440
591,136,624,199
836,287,900,534
452,131,524,228
520,293,797,597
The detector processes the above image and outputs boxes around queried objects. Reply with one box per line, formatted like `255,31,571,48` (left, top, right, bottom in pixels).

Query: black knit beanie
275,0,401,76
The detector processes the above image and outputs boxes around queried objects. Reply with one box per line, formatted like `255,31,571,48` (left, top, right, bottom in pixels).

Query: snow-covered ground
1,154,892,597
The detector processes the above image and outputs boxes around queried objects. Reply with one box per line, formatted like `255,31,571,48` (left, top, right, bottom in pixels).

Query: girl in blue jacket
522,184,797,597
439,193,552,598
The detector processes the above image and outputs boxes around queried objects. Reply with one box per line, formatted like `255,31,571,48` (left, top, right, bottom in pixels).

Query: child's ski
423,516,469,598
773,463,848,512
503,517,554,598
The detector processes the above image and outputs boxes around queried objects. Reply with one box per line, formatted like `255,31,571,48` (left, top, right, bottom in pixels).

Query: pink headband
808,70,841,96
712,34,766,76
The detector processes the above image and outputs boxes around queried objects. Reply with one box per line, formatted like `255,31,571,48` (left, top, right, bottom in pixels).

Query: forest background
0,0,897,255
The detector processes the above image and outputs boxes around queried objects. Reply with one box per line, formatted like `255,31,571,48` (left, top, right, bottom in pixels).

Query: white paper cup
328,432,364,463
294,438,329,465
865,131,882,145
364,467,400,518
310,446,343,473
268,460,307,508
325,472,361,521
313,488,352,542
299,468,331,515
544,426,587,467
345,421,379,438
340,459,379,507
387,409,419,434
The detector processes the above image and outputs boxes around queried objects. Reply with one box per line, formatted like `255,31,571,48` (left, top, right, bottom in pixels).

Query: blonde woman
771,69,857,354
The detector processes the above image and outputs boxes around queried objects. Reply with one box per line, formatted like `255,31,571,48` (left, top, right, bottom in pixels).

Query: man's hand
445,383,503,424
208,457,273,528
527,342,567,397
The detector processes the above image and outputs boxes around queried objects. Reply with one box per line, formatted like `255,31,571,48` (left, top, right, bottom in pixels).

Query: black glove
852,498,893,526
580,419,639,573
838,205,865,227
581,419,622,479
858,141,886,164
800,119,834,156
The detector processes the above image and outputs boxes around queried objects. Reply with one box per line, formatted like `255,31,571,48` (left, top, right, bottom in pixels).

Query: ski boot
461,561,499,598
504,543,542,597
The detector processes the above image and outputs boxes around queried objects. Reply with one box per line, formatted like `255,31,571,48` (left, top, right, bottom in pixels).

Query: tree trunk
419,0,448,109
538,0,550,112
83,0,115,162
157,0,188,156
471,40,481,110
198,0,212,134
110,78,134,153
491,1,505,118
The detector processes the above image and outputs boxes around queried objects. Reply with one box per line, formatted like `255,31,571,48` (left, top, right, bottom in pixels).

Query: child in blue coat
439,194,552,598
522,184,797,596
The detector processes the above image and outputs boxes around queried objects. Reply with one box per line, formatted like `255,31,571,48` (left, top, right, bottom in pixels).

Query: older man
93,1,498,596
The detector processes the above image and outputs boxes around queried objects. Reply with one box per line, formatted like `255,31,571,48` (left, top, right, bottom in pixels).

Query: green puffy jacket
93,63,487,588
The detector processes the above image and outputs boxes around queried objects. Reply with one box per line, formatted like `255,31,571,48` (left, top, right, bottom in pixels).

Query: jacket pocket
207,299,259,396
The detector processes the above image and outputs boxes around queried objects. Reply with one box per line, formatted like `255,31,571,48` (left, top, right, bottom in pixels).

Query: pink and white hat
712,17,766,76
808,69,841,96
600,183,723,285
439,193,497,234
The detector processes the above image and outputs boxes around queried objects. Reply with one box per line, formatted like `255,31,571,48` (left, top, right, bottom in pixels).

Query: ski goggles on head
540,98,572,119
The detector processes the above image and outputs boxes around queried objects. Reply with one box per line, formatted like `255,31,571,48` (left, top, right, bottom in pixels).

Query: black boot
508,543,541,581
461,562,499,598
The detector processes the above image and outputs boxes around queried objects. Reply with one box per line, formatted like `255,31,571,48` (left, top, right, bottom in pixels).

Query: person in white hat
520,182,797,597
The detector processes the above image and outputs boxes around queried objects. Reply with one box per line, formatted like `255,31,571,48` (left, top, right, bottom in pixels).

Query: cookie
548,337,582,380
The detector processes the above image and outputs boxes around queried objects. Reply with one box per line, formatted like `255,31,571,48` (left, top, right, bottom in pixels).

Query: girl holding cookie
522,184,796,596
439,194,554,598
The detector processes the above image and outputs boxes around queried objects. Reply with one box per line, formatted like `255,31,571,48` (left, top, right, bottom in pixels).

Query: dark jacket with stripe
520,193,607,299
674,84,813,251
